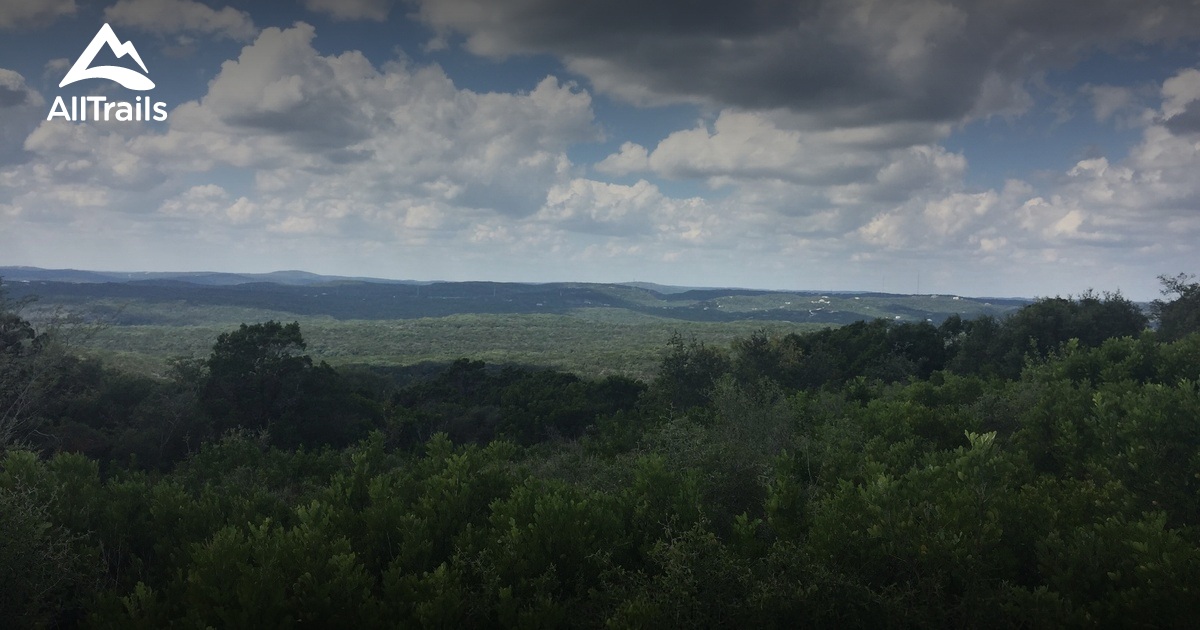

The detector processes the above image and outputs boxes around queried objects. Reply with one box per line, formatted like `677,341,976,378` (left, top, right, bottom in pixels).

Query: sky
1,0,1199,300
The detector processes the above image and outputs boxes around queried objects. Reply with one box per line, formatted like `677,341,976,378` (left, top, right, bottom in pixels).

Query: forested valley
3,275,1200,627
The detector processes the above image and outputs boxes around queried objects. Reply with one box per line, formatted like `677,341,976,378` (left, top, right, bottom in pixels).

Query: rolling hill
0,267,1027,326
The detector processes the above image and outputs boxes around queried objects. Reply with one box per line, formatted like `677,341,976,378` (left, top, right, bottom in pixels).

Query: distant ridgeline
0,267,1029,325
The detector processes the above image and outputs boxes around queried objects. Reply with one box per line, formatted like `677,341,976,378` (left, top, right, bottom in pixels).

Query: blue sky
2,0,1199,299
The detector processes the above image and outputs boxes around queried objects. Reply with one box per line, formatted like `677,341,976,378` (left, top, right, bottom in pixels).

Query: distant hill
617,281,707,294
1,266,1029,326
0,266,421,286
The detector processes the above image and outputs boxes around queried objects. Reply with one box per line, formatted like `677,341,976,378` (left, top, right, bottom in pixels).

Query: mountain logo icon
59,23,155,91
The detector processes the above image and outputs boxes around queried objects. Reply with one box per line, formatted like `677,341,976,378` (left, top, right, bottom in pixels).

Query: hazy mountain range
0,266,1029,325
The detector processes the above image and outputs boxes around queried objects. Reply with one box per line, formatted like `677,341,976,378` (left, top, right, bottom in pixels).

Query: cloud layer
0,0,75,30
1,2,1199,298
105,0,257,41
415,0,1200,126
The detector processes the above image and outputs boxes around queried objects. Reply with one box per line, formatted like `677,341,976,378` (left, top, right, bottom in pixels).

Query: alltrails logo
47,23,168,122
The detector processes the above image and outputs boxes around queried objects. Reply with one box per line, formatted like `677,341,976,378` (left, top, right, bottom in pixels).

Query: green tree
1152,273,1200,341
202,321,311,436
201,321,371,447
944,314,1013,377
1003,291,1147,357
648,333,731,412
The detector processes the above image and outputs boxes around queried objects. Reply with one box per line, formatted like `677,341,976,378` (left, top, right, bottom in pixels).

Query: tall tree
1152,273,1200,342
201,321,312,437
201,321,372,447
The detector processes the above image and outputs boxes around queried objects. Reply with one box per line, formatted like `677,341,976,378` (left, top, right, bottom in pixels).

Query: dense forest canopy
2,275,1199,627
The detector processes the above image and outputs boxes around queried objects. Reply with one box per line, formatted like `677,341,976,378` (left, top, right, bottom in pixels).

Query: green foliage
1,280,61,448
1152,272,1200,341
0,484,100,627
6,277,1200,626
0,450,102,627
647,333,731,412
1021,511,1200,626
79,311,826,381
200,320,377,448
202,321,311,433
603,519,753,628
1008,292,1147,351
976,291,1149,378
137,504,382,628
806,431,1024,625
390,359,645,447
